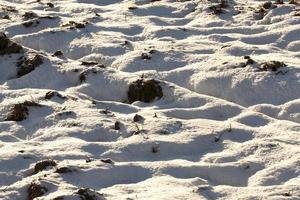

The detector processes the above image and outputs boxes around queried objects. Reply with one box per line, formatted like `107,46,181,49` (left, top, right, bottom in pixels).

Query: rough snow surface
0,0,300,199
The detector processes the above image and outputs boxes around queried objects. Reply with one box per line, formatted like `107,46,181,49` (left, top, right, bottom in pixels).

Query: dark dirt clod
63,21,86,29
128,6,138,10
23,21,35,27
1,5,17,13
260,61,287,72
53,196,64,200
17,54,43,77
151,145,159,153
77,188,105,200
45,91,66,100
2,15,10,19
209,0,228,15
100,158,114,164
75,23,85,29
81,61,99,66
79,72,87,83
127,79,163,104
34,159,57,174
5,104,28,121
114,121,121,130
47,3,54,8
0,32,23,55
141,52,152,60
282,192,292,196
53,50,63,56
262,2,273,9
23,11,36,19
27,182,48,200
5,101,42,121
86,158,94,163
56,167,73,174
133,114,144,122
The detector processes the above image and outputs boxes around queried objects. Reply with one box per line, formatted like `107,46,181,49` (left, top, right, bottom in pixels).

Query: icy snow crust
0,0,300,199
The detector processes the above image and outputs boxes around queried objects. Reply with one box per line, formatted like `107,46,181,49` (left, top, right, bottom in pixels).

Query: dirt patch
53,197,64,200
27,182,48,200
16,54,43,77
260,61,287,72
5,101,42,121
133,114,144,122
62,21,87,29
52,50,63,57
254,1,278,20
45,91,66,100
78,68,103,83
56,166,73,174
127,79,163,104
76,188,105,200
100,158,114,164
209,0,229,15
34,159,57,174
0,32,23,55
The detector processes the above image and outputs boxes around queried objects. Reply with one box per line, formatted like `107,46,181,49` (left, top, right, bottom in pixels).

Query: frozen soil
0,0,300,199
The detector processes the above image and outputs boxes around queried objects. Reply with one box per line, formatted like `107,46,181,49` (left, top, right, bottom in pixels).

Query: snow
0,0,300,199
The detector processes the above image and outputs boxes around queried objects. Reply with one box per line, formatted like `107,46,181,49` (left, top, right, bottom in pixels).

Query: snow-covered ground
0,0,300,199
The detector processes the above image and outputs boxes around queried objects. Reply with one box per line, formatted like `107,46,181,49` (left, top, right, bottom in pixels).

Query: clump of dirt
53,197,64,200
47,2,54,8
23,11,36,19
79,72,87,83
1,4,17,13
5,101,42,121
76,188,105,200
114,121,121,130
254,1,277,20
16,54,43,77
24,19,40,28
2,15,10,19
209,0,228,15
151,145,159,153
133,114,144,122
27,182,48,200
45,91,66,100
289,0,297,4
52,50,63,56
100,158,114,164
34,159,57,174
62,21,86,29
56,166,73,174
78,68,101,83
127,79,163,104
81,61,98,66
0,32,23,55
141,49,156,60
238,55,256,68
260,61,287,72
